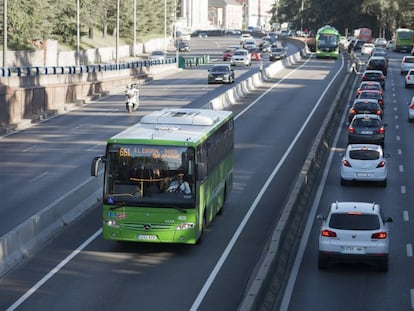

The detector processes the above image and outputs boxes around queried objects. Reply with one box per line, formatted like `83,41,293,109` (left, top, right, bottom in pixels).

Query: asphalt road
281,50,414,311
0,37,347,310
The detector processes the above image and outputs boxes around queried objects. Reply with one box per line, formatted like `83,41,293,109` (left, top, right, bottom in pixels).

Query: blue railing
0,57,176,77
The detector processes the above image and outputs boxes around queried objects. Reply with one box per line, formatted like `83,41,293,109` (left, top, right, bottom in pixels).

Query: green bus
315,25,340,59
91,108,234,244
392,28,414,52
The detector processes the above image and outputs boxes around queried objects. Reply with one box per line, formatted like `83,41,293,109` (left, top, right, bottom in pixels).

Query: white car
240,33,252,44
243,39,256,49
340,144,387,187
405,69,414,88
400,55,414,74
317,201,393,271
361,43,375,55
408,96,414,122
230,49,251,66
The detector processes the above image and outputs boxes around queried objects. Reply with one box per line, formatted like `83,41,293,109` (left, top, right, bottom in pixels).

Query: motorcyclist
125,83,139,112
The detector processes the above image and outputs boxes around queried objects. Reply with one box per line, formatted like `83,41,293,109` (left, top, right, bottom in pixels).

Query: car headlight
175,223,195,230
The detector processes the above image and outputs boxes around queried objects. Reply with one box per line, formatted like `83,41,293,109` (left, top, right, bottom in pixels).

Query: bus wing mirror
91,156,105,177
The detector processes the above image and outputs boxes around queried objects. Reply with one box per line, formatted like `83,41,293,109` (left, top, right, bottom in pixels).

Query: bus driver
166,173,191,194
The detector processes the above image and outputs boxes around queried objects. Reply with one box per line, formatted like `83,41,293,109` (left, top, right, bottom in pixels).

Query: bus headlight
175,223,195,230
104,219,119,228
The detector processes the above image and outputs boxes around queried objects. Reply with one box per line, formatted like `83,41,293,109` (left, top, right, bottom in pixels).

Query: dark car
366,56,388,75
207,64,235,84
348,99,383,123
361,70,386,90
269,47,287,61
348,39,365,52
348,114,386,147
358,90,384,109
178,41,190,52
355,81,384,97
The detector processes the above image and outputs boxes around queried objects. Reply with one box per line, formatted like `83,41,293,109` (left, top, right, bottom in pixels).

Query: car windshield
329,213,380,230
404,57,414,63
211,66,229,72
352,118,381,127
234,51,246,55
349,149,380,160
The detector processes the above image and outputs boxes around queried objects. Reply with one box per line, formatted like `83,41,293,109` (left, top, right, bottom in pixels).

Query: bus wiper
109,201,126,210
169,205,188,213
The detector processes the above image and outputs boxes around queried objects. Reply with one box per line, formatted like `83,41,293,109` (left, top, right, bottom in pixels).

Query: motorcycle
125,83,139,113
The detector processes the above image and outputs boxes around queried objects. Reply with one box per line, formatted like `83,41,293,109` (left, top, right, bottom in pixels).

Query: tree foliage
1,0,174,50
272,0,414,38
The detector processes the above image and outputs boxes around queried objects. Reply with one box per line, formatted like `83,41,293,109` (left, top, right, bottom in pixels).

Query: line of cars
317,43,394,273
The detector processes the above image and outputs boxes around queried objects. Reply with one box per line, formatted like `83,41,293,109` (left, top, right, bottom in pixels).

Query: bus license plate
137,234,157,241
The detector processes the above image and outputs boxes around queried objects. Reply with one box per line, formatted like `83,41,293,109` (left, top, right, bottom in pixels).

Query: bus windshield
104,144,196,208
318,34,338,48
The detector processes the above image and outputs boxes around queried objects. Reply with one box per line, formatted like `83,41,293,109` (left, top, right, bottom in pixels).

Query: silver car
340,144,387,186
317,202,393,271
400,56,414,74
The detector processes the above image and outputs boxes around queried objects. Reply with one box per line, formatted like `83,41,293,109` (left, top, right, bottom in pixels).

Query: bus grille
121,222,173,231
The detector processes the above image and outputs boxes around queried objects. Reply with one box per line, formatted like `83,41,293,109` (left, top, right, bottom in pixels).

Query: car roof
353,98,380,104
352,113,382,120
329,202,380,215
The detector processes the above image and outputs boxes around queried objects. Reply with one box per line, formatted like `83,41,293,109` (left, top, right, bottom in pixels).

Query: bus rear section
91,108,234,244
393,28,414,52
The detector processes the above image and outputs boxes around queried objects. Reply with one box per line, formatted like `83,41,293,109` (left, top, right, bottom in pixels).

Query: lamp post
115,0,120,64
3,0,7,68
76,0,80,65
164,0,167,51
133,0,136,57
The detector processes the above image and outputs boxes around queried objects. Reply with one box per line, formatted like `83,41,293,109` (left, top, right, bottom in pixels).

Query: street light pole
3,0,7,68
133,0,136,57
116,0,120,64
164,0,167,51
76,0,80,65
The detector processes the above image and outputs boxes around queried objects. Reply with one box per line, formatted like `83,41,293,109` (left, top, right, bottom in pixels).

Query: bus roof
317,25,339,35
108,108,233,145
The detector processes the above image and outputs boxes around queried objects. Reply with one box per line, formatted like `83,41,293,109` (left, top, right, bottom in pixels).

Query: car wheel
318,254,329,270
405,83,408,88
380,179,387,187
340,178,347,186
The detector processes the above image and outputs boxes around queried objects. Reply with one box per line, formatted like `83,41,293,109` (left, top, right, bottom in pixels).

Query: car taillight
342,159,351,167
348,126,355,134
378,127,385,134
376,110,382,116
409,103,414,109
377,160,386,168
350,108,356,114
321,229,337,237
378,99,383,105
372,232,387,239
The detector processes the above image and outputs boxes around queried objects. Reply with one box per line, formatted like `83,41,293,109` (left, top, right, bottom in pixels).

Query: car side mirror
384,217,393,223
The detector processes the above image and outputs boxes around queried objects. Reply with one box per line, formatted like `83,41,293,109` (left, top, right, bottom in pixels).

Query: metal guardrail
0,57,177,77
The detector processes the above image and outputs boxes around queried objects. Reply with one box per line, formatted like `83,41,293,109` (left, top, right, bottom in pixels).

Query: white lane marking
401,185,407,194
23,145,37,152
398,149,402,155
399,165,404,173
410,289,414,309
396,135,400,141
29,171,48,183
407,244,413,257
403,210,409,222
6,229,102,311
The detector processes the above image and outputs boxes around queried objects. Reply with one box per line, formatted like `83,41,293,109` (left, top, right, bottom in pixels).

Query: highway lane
0,50,347,310
281,50,414,311
0,36,266,237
